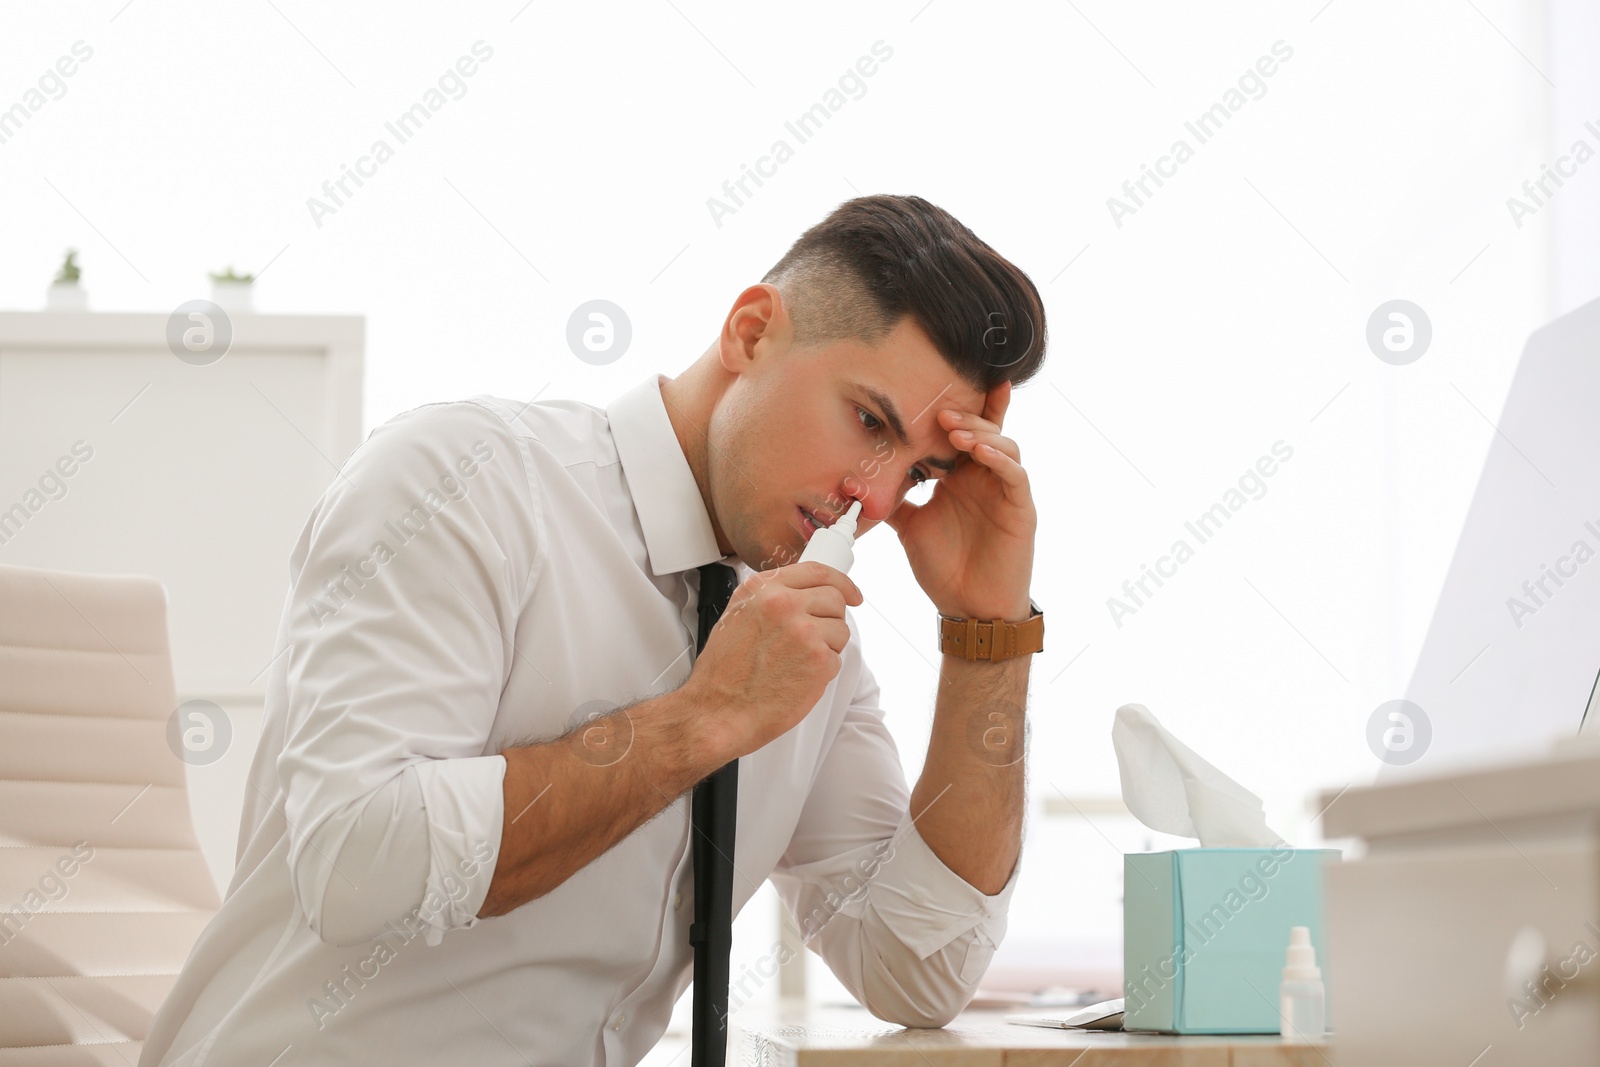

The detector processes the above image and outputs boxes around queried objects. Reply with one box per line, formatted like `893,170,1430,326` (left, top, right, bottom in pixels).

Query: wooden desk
730,1001,1330,1066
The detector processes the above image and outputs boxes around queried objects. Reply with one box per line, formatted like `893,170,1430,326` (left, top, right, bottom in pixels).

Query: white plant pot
46,282,88,310
210,279,254,313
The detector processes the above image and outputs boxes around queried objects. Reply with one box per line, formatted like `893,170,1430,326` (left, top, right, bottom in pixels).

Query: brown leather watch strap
937,602,1044,661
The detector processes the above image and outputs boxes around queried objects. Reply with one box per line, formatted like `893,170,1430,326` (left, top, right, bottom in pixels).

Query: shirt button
612,1013,626,1030
673,891,683,910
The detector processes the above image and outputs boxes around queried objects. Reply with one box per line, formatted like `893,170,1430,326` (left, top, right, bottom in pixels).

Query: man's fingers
818,617,851,654
968,439,1031,497
781,560,863,605
983,378,1012,429
950,427,1021,464
794,584,851,620
939,405,1008,442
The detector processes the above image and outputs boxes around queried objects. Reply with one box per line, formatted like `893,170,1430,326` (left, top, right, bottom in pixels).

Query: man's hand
484,560,860,918
882,379,1035,621
684,561,863,761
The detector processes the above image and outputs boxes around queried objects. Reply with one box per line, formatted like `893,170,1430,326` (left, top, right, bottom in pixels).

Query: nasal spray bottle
1278,926,1325,1042
798,500,862,573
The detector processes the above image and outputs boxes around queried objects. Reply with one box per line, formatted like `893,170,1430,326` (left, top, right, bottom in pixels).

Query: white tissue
1112,703,1283,847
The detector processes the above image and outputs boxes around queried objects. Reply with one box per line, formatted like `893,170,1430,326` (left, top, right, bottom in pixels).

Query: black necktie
690,562,738,1067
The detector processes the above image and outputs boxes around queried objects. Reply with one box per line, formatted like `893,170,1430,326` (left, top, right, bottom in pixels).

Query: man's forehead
819,319,990,428
868,319,988,414
864,372,986,421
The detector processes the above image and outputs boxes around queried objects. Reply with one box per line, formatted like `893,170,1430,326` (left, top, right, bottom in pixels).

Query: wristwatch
937,599,1044,661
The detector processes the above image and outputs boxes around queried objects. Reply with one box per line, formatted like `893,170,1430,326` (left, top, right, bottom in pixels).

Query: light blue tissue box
1122,847,1338,1033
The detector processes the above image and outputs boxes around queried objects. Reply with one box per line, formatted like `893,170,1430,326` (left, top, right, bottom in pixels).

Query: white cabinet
0,310,363,889
1322,747,1600,1065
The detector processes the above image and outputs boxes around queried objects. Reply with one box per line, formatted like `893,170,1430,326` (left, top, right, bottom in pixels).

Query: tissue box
1123,846,1338,1033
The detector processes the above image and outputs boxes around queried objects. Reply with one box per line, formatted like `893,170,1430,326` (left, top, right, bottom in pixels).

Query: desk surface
730,1001,1330,1066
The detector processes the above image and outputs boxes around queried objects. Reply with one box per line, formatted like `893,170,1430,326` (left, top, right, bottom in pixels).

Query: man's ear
719,284,792,375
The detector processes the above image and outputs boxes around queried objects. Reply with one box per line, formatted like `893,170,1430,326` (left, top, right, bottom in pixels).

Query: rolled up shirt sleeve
272,401,537,948
770,648,1021,1028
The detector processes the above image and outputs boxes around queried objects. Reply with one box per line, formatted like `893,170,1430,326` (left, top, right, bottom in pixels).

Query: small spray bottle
1278,925,1325,1042
798,500,862,574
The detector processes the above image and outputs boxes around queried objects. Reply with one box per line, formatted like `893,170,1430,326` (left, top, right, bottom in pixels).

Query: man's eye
857,406,926,485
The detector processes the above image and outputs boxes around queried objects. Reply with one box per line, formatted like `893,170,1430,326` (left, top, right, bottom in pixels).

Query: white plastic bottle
798,500,862,574
1278,925,1325,1042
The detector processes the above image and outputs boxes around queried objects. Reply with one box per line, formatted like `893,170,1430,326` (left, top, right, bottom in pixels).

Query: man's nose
840,470,900,524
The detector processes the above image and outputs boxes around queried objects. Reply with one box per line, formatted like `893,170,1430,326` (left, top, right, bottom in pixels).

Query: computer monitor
1391,294,1600,777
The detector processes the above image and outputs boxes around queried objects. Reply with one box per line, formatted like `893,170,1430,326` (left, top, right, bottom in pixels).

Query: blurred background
3,0,1598,1036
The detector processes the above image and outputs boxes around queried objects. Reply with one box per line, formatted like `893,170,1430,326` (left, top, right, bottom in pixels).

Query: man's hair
761,194,1047,391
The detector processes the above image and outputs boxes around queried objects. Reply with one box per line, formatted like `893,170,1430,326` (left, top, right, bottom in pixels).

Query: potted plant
208,265,255,312
47,249,88,310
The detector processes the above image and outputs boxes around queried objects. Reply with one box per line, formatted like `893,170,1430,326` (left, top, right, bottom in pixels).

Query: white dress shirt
140,376,1019,1067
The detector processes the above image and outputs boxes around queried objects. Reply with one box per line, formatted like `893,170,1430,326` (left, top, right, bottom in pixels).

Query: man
141,194,1048,1066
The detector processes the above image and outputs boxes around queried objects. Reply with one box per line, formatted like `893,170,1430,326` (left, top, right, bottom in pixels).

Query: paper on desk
1112,703,1283,847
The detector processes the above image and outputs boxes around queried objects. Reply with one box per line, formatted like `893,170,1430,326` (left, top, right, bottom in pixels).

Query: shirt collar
606,375,732,577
